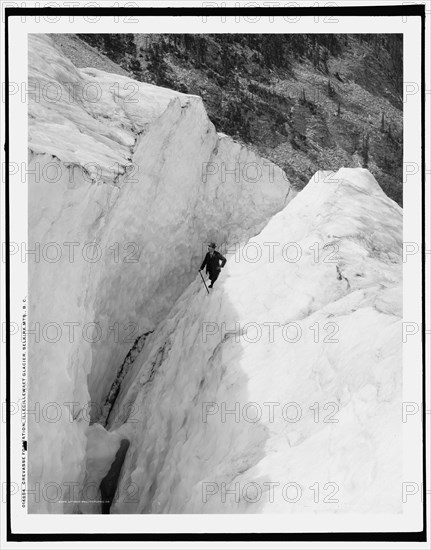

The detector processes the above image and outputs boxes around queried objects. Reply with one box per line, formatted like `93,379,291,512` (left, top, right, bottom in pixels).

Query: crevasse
28,35,402,515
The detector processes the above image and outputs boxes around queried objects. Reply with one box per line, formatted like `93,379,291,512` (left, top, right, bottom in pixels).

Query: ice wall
28,35,292,512
110,168,403,514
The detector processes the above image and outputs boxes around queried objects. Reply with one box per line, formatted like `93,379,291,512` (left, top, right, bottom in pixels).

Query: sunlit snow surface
109,168,402,514
28,35,402,515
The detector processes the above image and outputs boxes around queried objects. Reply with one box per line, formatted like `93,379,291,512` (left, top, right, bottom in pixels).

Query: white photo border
2,1,428,545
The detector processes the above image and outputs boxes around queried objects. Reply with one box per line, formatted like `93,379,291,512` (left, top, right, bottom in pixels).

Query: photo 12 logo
201,480,340,505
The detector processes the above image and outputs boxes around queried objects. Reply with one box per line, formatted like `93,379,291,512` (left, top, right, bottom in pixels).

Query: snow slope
27,35,292,512
109,168,402,514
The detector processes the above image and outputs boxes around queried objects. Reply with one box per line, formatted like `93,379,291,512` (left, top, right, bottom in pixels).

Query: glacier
27,34,402,515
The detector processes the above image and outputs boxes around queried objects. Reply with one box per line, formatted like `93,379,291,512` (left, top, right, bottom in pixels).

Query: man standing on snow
199,242,227,288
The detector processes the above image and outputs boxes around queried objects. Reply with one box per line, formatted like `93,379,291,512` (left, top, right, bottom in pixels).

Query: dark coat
200,250,227,279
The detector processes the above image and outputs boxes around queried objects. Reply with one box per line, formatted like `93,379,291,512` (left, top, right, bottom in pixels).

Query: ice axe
199,270,210,294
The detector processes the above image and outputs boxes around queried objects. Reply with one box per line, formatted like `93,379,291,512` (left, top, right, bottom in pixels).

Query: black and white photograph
1,1,428,547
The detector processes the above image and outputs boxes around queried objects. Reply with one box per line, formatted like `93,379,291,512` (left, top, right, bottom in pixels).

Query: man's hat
208,242,216,249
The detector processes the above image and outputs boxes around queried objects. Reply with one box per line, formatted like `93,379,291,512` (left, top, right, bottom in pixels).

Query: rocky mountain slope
58,33,403,205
